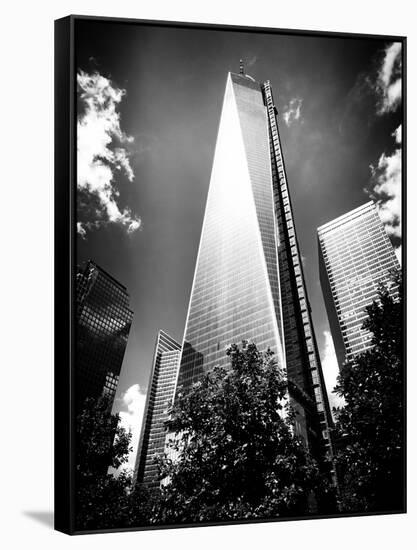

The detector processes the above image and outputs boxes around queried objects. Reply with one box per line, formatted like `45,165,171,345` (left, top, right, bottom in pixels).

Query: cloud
340,41,402,131
113,384,147,474
246,55,258,68
375,42,402,114
321,330,345,414
368,124,402,243
283,98,303,127
392,124,402,145
395,245,402,265
77,70,141,236
77,222,86,239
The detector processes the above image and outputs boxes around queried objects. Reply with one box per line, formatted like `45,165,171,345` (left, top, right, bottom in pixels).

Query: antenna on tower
239,59,244,75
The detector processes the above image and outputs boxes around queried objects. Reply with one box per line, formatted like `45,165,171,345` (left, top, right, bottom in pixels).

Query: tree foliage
153,341,325,524
333,275,404,513
75,394,152,530
76,394,131,478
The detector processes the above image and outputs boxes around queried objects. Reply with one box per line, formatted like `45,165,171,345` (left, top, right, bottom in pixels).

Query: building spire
239,59,244,75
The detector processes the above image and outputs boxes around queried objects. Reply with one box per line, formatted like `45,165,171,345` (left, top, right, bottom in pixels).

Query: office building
318,201,400,368
76,260,133,412
175,69,334,464
134,330,182,488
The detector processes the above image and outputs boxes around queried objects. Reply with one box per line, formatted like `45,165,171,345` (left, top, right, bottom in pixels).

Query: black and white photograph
56,15,405,535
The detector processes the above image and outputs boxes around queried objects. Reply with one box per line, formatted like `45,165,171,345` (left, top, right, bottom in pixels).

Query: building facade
175,70,334,466
134,330,182,488
76,260,133,412
318,201,400,369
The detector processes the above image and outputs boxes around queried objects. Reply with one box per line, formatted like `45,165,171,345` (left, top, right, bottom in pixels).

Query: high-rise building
318,201,400,369
175,70,334,466
76,260,133,412
134,330,182,488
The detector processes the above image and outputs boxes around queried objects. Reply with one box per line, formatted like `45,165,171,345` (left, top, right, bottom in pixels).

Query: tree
333,275,404,513
75,394,151,530
153,341,327,525
76,394,131,479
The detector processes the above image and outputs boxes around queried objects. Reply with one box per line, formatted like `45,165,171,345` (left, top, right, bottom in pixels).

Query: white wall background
0,1,415,548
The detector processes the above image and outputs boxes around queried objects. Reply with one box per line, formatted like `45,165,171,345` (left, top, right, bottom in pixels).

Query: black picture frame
55,15,406,535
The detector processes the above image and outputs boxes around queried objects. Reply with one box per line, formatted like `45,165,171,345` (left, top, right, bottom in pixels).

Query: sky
75,19,403,471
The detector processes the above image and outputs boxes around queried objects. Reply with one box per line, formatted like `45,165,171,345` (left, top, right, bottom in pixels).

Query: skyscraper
134,330,182,488
318,201,400,369
76,260,133,412
175,70,333,465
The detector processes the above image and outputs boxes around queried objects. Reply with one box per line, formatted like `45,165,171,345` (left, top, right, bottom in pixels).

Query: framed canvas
54,15,406,535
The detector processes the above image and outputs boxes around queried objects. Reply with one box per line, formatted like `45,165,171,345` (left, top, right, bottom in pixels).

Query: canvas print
65,17,405,533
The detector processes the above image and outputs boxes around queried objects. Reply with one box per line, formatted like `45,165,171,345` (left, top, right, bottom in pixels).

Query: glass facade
76,260,133,412
263,81,334,462
176,73,285,392
134,330,181,488
318,201,400,368
175,72,333,467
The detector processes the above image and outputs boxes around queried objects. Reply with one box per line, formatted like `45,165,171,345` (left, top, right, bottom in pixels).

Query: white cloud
393,123,402,145
395,245,402,265
77,222,86,239
376,42,402,114
368,124,402,241
77,70,141,236
113,384,147,475
283,98,303,127
246,55,258,68
365,43,402,252
321,330,345,415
